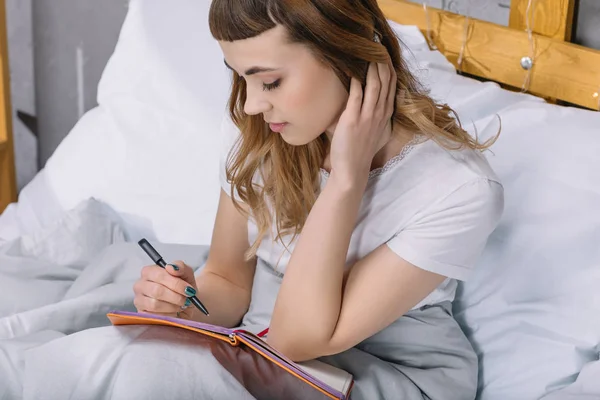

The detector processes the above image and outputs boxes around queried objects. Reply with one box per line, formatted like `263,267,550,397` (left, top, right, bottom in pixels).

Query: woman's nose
244,86,272,116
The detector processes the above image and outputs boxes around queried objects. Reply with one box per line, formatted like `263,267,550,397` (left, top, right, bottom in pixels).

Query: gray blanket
0,199,477,400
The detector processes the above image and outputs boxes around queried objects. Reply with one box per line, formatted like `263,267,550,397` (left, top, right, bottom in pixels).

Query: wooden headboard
0,0,17,214
378,0,600,111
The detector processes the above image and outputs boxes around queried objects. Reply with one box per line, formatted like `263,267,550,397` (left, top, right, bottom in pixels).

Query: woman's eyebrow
224,59,278,76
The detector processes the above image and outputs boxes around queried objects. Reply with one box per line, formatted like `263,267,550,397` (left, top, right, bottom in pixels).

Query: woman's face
219,25,348,146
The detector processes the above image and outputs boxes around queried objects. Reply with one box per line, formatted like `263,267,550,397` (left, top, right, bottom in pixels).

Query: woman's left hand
329,62,397,188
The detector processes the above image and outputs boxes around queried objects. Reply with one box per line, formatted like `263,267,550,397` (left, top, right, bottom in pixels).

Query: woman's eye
262,79,281,92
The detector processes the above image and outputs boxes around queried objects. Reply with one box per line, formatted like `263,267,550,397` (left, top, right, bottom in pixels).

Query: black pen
138,238,210,316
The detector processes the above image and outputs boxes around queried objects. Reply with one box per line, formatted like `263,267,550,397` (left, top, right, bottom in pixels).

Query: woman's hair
209,0,498,259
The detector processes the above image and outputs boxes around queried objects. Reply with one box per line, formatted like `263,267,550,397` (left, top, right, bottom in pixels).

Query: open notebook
107,311,353,400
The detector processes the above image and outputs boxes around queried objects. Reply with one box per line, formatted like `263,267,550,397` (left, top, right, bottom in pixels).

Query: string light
521,0,536,92
423,1,470,73
594,89,599,111
423,2,438,50
457,0,472,74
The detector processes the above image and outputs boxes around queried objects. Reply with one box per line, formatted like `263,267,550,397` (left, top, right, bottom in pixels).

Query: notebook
107,310,354,400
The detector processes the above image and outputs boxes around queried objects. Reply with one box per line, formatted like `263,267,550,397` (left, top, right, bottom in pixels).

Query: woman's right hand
133,261,199,320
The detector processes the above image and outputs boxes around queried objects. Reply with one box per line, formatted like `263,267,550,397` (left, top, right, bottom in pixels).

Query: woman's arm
267,174,446,361
192,189,257,328
267,62,445,361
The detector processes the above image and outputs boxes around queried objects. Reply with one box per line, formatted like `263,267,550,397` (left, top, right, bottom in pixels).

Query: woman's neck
321,122,415,173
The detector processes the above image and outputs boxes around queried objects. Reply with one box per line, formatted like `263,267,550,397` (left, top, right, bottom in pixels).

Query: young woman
133,0,504,398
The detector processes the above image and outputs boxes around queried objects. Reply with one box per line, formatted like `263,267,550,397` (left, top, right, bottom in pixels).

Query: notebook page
107,311,234,338
296,360,353,395
237,330,353,395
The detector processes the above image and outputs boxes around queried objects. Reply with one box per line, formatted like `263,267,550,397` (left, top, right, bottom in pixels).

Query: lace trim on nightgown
320,134,429,180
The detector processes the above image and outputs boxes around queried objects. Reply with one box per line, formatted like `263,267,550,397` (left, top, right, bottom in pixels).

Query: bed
0,1,599,399
380,0,600,111
0,0,17,215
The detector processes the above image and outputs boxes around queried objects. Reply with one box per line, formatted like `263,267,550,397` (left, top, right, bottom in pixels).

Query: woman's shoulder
383,138,505,283
397,136,502,189
371,136,504,220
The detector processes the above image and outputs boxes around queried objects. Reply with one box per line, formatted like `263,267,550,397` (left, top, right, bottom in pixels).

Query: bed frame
0,0,599,213
0,0,16,214
379,0,600,110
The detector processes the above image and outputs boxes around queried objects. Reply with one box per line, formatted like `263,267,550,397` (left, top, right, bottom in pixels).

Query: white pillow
43,0,230,245
38,14,531,247
391,21,600,400
453,102,600,400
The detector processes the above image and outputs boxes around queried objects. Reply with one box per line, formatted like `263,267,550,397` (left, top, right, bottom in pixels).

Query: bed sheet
0,199,477,400
0,170,64,246
0,198,213,399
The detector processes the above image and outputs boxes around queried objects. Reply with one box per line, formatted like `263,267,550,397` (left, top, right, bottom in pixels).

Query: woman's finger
141,265,196,299
362,62,381,115
137,295,184,314
141,280,189,307
386,62,397,118
144,309,194,319
346,76,363,117
376,62,391,111
165,261,198,287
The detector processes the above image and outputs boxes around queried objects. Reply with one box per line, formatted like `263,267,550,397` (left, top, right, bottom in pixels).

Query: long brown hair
209,0,497,258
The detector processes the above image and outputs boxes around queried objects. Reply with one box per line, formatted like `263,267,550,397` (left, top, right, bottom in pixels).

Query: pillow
43,0,230,245
452,102,600,399
37,10,530,247
391,21,600,400
39,12,530,247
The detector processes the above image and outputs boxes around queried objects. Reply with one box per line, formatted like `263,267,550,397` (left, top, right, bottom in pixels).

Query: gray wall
6,0,35,191
33,0,129,167
412,0,600,49
413,0,511,24
574,1,600,49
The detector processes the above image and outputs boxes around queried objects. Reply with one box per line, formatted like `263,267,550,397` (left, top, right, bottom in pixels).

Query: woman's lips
269,123,288,133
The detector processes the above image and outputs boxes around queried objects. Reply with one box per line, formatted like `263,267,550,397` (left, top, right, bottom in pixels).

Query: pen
138,238,210,316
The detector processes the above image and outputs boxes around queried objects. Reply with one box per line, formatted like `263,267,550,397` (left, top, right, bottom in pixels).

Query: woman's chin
278,130,322,147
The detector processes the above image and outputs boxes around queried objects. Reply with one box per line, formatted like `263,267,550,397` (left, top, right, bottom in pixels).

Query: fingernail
168,263,179,271
185,286,196,297
184,298,191,307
